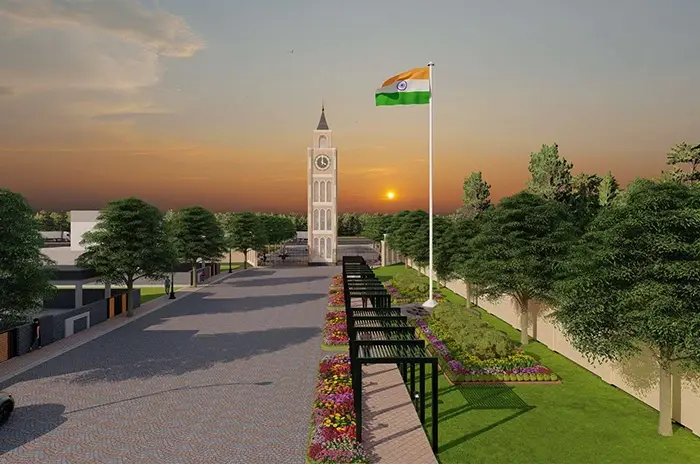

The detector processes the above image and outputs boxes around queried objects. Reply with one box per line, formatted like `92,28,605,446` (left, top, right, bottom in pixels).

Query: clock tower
307,106,338,264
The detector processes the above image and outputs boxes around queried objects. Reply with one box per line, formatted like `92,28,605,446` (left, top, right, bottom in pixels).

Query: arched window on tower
326,209,332,230
313,181,319,202
319,135,328,148
320,237,326,258
326,237,332,260
320,181,326,202
313,209,319,231
320,209,326,230
326,181,332,202
314,238,320,258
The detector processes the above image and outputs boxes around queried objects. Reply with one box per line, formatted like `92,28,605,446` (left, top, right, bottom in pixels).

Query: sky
1,0,699,214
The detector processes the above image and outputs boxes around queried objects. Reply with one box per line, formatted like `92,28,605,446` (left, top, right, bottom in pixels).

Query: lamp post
169,270,176,299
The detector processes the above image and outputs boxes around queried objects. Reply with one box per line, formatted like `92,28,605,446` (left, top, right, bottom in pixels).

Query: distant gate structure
260,243,309,267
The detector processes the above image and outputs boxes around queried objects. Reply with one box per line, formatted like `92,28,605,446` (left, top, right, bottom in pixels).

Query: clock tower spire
307,105,338,264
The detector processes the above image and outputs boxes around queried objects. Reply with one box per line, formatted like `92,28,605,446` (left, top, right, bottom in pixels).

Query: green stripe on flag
375,91,430,106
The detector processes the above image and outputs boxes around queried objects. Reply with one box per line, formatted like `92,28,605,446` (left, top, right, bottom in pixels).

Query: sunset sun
386,191,396,200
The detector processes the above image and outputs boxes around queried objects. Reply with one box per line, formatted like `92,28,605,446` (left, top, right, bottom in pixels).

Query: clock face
315,155,330,171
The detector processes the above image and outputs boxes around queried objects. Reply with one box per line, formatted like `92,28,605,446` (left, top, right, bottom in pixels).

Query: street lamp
169,269,176,299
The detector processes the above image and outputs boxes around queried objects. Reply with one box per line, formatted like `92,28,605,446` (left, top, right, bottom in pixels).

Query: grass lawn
219,262,242,271
374,264,700,464
138,287,183,304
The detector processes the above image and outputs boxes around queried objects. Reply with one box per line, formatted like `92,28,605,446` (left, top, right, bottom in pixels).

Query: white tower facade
307,107,338,264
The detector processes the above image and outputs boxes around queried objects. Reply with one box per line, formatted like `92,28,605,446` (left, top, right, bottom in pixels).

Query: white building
70,210,100,251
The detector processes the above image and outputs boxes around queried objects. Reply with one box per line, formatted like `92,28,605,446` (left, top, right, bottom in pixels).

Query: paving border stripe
0,268,250,384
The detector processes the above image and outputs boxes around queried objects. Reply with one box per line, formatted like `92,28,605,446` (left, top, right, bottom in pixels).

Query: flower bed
384,282,443,305
415,319,559,383
330,274,343,288
328,292,345,309
307,354,369,464
324,310,349,347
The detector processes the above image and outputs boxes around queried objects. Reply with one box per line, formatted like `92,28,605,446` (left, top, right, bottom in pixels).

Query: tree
664,142,700,184
462,192,580,345
292,214,308,232
442,216,481,307
411,213,449,268
49,212,69,238
387,211,412,266
171,206,226,287
598,171,619,207
360,214,392,243
0,190,55,328
338,213,363,236
226,212,266,269
33,210,50,231
456,171,491,218
260,214,296,246
76,198,175,317
570,173,603,228
552,180,700,436
526,143,573,202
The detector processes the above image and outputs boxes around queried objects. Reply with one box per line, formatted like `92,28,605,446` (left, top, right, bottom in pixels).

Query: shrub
428,302,515,359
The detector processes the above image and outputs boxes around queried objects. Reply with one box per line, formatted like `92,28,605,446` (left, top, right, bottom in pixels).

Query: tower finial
316,102,329,130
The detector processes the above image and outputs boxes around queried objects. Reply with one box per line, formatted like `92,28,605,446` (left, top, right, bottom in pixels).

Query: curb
0,268,248,385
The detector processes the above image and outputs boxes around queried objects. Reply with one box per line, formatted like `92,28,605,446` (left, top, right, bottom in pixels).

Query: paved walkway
0,267,332,464
361,365,438,463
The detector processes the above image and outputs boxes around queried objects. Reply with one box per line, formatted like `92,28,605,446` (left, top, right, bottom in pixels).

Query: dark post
169,271,176,299
401,362,407,382
410,361,415,397
228,249,232,273
431,359,439,453
352,356,363,442
419,362,426,424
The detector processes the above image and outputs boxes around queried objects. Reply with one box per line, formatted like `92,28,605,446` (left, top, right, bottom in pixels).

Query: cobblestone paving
0,267,336,464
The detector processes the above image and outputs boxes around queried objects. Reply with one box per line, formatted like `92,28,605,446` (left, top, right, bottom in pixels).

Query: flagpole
423,62,437,309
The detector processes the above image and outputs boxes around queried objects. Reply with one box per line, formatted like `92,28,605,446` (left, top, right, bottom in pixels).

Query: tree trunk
192,263,198,287
518,297,529,345
658,361,674,436
465,282,472,309
126,279,134,317
243,249,248,269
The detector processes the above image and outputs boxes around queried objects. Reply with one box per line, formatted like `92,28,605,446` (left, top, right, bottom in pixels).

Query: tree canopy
456,171,491,219
462,192,580,344
171,206,226,286
259,214,296,245
552,180,700,436
226,212,266,269
0,190,55,328
598,171,619,207
76,197,175,316
664,142,700,184
526,143,573,202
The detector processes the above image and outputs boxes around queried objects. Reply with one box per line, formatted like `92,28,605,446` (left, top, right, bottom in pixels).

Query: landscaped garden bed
323,310,349,351
307,354,369,464
328,292,344,309
416,319,561,384
383,269,444,304
329,274,343,291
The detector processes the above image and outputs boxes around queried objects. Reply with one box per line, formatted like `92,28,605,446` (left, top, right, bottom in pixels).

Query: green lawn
374,264,700,464
219,262,242,271
139,287,182,304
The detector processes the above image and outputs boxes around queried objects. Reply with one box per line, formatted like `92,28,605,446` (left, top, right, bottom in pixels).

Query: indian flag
375,67,431,106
